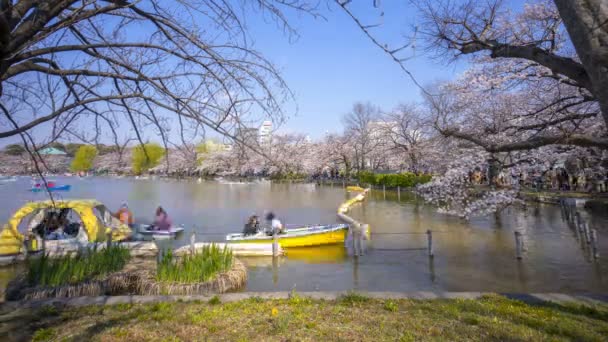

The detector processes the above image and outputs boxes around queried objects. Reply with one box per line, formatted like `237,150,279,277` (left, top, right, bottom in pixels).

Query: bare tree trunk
488,155,501,187
554,0,608,125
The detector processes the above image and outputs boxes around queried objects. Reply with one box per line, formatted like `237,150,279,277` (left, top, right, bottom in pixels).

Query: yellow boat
226,224,349,248
0,199,132,256
346,186,365,192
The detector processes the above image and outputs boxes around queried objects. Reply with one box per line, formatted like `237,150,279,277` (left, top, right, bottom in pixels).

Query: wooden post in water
397,186,401,201
190,231,196,255
343,180,345,188
575,212,584,238
591,229,599,259
272,231,279,257
383,184,386,199
570,204,576,226
426,230,434,258
514,231,523,260
353,224,360,256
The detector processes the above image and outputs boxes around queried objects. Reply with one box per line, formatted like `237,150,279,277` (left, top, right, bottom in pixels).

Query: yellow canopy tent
0,199,132,255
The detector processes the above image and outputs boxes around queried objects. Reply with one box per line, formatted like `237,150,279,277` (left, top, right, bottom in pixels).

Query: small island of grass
26,245,131,287
138,244,246,295
6,243,245,300
157,244,233,283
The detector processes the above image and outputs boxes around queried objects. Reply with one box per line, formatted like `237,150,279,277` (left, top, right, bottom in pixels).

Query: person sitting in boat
153,206,172,231
114,202,134,227
33,210,69,240
243,214,259,236
265,212,284,235
33,211,56,237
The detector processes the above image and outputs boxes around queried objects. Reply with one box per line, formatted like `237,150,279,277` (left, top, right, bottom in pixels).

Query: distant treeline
3,142,119,157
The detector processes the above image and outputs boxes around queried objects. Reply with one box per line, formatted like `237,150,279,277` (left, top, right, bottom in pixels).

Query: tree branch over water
0,0,316,160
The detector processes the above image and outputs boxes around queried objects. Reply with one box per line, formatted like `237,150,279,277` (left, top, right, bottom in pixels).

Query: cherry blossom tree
318,133,355,177
338,0,607,148
380,104,437,173
0,0,317,178
336,0,607,217
342,102,384,172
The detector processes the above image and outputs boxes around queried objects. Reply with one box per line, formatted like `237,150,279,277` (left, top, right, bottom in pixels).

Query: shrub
26,245,130,287
132,143,165,174
4,143,25,156
357,171,432,188
157,244,233,283
270,171,307,180
70,145,98,172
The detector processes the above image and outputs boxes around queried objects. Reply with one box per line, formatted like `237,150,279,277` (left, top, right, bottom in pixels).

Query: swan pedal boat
226,223,349,248
0,199,132,258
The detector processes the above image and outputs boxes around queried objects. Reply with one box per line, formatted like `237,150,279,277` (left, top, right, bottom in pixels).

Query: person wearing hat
114,202,134,227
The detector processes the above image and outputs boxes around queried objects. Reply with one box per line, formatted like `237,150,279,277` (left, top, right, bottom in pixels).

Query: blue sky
247,1,467,137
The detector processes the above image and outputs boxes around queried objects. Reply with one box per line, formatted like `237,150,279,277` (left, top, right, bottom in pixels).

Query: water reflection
286,245,347,264
352,256,359,288
428,256,436,283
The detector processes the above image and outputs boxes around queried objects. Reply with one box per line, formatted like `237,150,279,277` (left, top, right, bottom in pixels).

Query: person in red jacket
114,202,134,227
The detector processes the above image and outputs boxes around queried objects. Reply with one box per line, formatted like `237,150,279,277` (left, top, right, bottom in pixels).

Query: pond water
0,176,607,294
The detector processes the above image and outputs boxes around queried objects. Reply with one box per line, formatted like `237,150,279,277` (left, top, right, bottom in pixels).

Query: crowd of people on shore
468,167,608,193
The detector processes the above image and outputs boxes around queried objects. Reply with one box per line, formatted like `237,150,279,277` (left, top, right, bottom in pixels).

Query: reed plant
26,245,131,287
157,244,233,283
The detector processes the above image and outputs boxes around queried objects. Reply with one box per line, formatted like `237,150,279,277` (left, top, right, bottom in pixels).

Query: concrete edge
1,291,607,310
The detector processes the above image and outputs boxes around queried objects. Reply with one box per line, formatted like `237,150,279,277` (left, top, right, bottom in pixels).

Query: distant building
368,121,399,138
38,147,67,155
259,120,272,145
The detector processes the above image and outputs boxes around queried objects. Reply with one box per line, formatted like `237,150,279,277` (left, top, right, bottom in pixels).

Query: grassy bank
7,294,608,341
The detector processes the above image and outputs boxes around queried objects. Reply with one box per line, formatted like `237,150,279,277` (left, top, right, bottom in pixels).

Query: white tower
259,120,272,145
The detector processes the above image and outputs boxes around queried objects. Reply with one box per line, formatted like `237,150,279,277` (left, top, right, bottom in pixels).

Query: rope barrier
371,231,452,235
373,247,428,251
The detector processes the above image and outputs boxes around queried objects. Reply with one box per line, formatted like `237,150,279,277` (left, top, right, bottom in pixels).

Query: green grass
26,245,130,286
157,244,233,283
384,299,399,312
32,328,55,341
208,295,221,305
8,294,608,341
338,291,371,306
